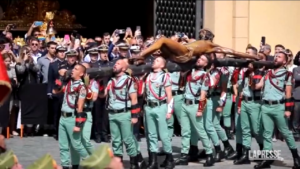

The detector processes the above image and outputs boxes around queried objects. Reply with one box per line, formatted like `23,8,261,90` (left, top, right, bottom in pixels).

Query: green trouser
203,96,228,146
223,93,232,128
59,114,89,166
144,103,172,153
181,103,213,154
82,111,94,155
109,111,137,156
261,104,297,150
241,100,263,148
166,94,183,138
235,96,242,144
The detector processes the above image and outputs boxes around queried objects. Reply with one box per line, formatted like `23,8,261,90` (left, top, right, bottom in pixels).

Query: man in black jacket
47,46,67,140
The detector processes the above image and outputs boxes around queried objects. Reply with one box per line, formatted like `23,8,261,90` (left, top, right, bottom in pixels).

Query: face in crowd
196,55,209,68
30,39,39,53
152,57,166,70
113,59,128,74
67,55,78,65
274,52,287,67
71,64,86,79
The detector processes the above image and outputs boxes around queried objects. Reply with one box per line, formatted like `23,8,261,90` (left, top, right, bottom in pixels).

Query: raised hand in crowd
112,34,120,45
134,29,141,37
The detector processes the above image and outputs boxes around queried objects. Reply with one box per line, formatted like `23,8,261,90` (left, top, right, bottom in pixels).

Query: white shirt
288,64,297,71
31,52,42,64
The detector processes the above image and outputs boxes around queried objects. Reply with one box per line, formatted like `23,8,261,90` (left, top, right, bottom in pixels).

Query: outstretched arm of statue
205,43,262,60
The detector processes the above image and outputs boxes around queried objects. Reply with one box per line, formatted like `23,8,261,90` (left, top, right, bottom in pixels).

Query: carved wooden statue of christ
132,29,262,65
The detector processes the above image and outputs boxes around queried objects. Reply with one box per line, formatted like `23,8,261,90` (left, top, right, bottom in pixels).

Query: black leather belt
146,100,167,108
172,90,184,96
263,100,284,105
242,96,261,102
83,108,92,112
184,99,199,105
109,108,131,113
61,112,73,117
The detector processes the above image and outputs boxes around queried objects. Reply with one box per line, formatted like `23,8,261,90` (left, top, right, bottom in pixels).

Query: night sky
58,0,153,38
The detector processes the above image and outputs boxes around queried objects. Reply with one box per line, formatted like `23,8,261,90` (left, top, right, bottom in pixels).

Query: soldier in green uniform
175,55,214,167
81,63,99,155
233,48,266,165
227,67,246,161
157,67,184,158
216,53,235,139
56,64,89,169
144,56,174,169
102,59,141,169
254,51,300,169
202,60,234,162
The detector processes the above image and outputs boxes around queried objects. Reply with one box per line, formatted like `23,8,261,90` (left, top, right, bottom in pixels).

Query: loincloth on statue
172,46,194,63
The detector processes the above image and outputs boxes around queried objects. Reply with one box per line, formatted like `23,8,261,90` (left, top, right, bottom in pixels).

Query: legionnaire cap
80,144,114,169
56,45,66,51
26,154,57,169
98,44,109,52
116,42,130,50
130,45,141,53
0,151,18,168
87,47,99,55
65,49,78,57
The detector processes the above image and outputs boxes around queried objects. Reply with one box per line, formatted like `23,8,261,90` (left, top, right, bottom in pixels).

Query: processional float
72,29,273,80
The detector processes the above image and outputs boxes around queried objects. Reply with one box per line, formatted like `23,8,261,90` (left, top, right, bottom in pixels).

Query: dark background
58,0,154,38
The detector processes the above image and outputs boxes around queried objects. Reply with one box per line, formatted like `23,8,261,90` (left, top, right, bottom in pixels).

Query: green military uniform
106,74,137,157
261,68,296,150
144,70,174,169
204,68,228,144
59,79,89,167
227,68,244,160
204,67,234,161
240,70,264,148
233,69,264,164
222,66,234,136
168,72,184,133
82,79,99,155
145,71,173,153
255,67,300,169
235,68,245,145
176,68,213,165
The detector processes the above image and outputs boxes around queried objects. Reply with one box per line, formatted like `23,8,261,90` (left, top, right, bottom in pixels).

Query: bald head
157,56,166,66
152,56,167,70
113,59,129,74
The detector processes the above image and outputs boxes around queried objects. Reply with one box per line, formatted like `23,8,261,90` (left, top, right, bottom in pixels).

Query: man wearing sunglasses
29,38,43,64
